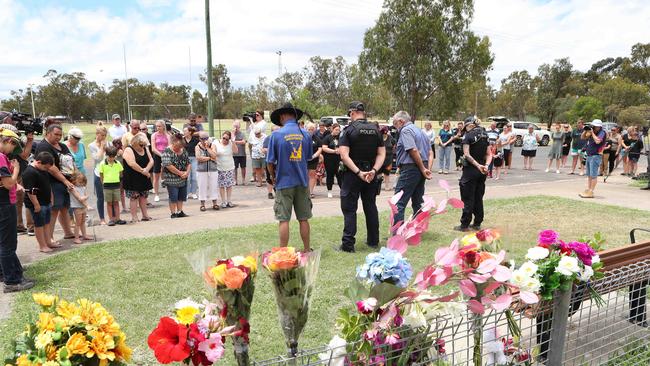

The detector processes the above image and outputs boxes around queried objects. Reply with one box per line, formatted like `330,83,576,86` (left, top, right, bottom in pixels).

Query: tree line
1,0,649,127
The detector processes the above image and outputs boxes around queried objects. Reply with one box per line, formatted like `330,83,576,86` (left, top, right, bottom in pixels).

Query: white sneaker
154,195,160,202
545,169,549,173
556,170,560,174
327,192,333,198
192,194,198,200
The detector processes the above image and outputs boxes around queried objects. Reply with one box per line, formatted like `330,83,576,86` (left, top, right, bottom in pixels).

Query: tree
584,57,624,83
618,104,650,126
39,70,101,120
536,58,573,126
588,77,650,112
200,64,232,118
619,43,650,86
359,0,493,120
191,90,207,116
275,72,304,101
303,56,350,111
496,70,534,120
565,96,604,123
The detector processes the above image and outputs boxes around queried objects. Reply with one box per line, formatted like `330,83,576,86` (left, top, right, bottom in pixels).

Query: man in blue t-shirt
266,103,313,251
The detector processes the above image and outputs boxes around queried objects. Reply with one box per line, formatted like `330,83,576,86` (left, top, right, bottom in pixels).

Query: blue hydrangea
356,248,413,288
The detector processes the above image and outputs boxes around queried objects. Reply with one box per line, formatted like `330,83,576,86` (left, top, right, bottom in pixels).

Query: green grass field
2,196,650,364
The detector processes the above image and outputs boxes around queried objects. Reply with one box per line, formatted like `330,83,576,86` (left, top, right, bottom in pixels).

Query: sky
1,0,649,99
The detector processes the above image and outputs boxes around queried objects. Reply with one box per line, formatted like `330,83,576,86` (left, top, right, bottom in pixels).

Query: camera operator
579,119,607,198
641,126,650,191
0,115,35,235
455,117,492,232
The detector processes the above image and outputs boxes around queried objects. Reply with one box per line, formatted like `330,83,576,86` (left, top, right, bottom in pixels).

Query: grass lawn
2,196,650,364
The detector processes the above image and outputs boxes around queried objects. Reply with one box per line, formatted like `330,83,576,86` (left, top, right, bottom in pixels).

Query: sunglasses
132,127,140,131
200,137,209,141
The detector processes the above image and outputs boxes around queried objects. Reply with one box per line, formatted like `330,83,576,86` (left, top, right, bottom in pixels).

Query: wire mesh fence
253,256,650,365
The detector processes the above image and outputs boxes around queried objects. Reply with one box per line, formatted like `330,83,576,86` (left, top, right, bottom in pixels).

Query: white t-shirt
249,133,267,159
212,140,235,171
109,125,127,140
70,186,86,209
499,132,514,150
422,128,436,144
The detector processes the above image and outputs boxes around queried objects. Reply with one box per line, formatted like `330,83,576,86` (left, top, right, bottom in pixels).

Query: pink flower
435,338,446,354
476,229,498,244
568,241,596,266
385,333,400,345
197,333,226,362
363,329,378,341
538,230,559,246
356,298,378,314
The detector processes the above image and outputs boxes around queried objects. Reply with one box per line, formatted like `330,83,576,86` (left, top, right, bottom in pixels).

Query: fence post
547,287,572,365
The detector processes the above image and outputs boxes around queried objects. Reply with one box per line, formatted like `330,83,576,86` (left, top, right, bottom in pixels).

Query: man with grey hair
392,111,433,229
108,114,127,140
232,120,247,185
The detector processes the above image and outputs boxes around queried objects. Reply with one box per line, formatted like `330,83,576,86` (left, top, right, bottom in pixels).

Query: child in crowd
99,146,126,226
22,152,55,253
69,173,93,244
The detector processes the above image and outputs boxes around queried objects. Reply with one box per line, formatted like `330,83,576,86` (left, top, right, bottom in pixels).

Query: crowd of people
0,104,648,292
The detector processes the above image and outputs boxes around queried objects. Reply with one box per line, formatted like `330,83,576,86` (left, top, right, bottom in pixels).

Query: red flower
538,242,551,249
148,317,191,364
233,318,250,343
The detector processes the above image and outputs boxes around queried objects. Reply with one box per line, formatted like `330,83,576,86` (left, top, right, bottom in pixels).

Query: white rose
519,261,539,277
526,247,550,261
556,256,580,276
591,254,600,264
578,266,594,282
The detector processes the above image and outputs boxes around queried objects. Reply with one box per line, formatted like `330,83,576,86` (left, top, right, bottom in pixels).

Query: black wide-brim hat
270,102,304,126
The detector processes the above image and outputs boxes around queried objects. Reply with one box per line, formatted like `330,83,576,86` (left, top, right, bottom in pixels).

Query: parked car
492,118,551,147
320,116,350,127
145,122,181,136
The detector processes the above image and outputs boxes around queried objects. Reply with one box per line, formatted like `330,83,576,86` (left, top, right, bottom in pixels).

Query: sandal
212,204,220,211
200,205,206,212
141,216,153,221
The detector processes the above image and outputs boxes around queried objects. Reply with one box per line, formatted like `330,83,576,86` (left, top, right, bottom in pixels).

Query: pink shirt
0,153,17,204
154,133,170,153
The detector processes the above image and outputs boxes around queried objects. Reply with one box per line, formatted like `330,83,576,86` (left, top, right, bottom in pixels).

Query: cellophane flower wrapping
262,247,321,357
187,246,258,366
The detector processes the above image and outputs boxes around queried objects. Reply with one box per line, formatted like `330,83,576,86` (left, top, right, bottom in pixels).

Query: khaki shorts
104,188,121,203
274,186,312,222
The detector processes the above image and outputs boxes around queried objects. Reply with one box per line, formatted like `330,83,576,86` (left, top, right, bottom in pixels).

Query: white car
320,116,350,127
490,117,551,147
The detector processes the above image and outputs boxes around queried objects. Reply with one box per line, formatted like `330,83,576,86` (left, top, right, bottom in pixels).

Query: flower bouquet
148,298,237,365
202,254,258,366
262,247,321,358
4,293,131,366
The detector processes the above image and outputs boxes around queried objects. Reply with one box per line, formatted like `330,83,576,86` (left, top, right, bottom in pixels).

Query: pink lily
356,297,378,314
388,191,404,228
467,299,485,314
434,239,461,267
460,279,477,297
415,265,452,290
387,235,408,254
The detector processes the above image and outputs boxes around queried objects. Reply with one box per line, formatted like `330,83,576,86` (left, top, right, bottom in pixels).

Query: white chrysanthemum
175,298,202,310
510,270,528,286
578,266,594,282
556,256,580,276
35,331,53,349
591,254,600,264
526,247,550,260
523,277,541,292
519,261,539,277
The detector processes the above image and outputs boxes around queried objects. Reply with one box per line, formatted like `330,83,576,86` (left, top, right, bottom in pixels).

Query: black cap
464,116,477,125
347,101,365,116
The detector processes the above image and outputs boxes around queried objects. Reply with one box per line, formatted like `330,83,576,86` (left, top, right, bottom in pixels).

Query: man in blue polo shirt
392,111,433,228
266,102,313,251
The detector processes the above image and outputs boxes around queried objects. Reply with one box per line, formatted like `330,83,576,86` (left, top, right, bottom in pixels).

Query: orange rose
223,268,248,289
267,247,299,271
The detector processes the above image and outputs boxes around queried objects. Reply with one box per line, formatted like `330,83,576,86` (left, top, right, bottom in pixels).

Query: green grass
2,196,650,364
630,178,649,188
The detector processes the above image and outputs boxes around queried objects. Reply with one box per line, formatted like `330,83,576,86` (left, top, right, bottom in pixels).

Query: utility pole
205,0,214,136
28,84,36,117
474,90,478,117
189,46,193,113
123,43,132,121
276,50,282,77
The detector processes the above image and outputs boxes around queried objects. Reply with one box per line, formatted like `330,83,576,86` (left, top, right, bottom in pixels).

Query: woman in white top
422,122,436,163
498,124,517,174
88,125,112,225
213,130,238,208
521,125,541,170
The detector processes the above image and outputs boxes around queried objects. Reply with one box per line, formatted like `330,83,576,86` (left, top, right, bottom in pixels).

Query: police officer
455,117,492,232
337,101,386,253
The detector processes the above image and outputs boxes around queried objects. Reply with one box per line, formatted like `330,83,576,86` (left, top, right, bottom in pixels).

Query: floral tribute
511,229,604,304
261,247,321,358
202,254,257,366
4,293,131,366
148,298,237,365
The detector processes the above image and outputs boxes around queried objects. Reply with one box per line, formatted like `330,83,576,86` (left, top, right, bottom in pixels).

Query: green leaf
369,282,403,307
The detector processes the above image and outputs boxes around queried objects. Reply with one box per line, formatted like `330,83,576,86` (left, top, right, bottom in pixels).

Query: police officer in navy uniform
455,117,492,232
337,101,386,252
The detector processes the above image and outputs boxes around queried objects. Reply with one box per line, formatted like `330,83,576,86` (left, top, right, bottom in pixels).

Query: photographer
579,119,607,198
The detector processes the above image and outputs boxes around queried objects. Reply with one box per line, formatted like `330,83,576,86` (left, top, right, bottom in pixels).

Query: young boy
22,152,55,253
99,146,126,226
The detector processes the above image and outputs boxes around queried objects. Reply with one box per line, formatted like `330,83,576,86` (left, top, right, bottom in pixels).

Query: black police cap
347,101,365,116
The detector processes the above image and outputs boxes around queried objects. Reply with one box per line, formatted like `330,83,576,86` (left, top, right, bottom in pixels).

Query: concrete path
0,149,648,321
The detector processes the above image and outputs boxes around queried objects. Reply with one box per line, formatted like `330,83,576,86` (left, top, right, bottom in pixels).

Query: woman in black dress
380,126,394,191
321,124,342,198
561,124,572,168
122,133,154,222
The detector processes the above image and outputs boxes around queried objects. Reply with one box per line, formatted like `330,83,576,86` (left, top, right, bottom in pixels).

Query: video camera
9,111,43,135
242,112,257,123
583,124,592,131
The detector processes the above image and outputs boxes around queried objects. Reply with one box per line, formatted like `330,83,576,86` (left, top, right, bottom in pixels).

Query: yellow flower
37,312,56,332
33,293,58,307
35,331,53,349
65,332,90,355
43,360,60,366
15,355,31,366
241,256,258,273
209,264,228,285
176,306,200,325
56,300,81,324
460,233,481,248
86,330,116,361
46,344,58,360
114,333,132,362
